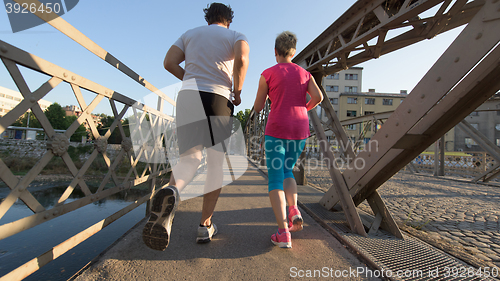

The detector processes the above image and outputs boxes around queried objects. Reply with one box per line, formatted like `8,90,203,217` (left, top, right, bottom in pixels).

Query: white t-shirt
174,24,248,100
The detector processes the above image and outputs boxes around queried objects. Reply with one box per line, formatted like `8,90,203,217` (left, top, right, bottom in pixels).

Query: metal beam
294,0,484,75
320,0,500,209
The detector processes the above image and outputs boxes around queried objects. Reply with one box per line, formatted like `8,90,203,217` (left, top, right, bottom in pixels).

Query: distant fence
412,152,496,178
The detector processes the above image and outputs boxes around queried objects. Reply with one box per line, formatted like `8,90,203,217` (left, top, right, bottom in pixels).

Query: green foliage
44,103,67,130
97,116,130,144
13,111,41,128
234,109,251,133
65,115,88,142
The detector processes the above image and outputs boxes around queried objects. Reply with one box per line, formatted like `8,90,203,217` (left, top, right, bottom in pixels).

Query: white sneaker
196,223,218,243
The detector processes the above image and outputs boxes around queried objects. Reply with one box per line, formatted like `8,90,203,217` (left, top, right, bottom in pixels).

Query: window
345,74,358,80
347,124,356,130
329,98,338,105
469,111,479,116
497,111,500,116
465,137,477,147
382,99,393,105
347,97,357,104
14,97,21,101
345,86,358,93
0,93,4,97
400,99,404,104
364,111,374,115
470,123,479,130
326,73,339,79
365,98,375,105
346,110,357,117
326,85,339,92
6,95,13,100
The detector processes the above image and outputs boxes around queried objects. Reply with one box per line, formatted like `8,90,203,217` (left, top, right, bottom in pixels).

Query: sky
0,0,465,116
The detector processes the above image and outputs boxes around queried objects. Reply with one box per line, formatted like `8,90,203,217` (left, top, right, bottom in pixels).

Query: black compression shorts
175,90,234,155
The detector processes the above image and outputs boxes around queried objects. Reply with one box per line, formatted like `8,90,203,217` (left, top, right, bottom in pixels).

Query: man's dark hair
204,3,234,25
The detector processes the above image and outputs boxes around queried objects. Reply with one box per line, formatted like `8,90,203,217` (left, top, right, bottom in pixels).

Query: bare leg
200,147,225,226
168,145,203,191
269,189,287,229
283,178,298,207
201,188,222,226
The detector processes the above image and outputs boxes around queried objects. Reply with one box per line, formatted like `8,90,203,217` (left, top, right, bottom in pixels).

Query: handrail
0,37,175,280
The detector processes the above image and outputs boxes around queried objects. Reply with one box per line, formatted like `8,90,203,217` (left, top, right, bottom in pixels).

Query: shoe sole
142,187,178,251
271,239,292,248
289,215,303,232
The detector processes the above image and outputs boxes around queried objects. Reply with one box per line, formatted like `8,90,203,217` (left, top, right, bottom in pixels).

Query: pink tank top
262,63,311,140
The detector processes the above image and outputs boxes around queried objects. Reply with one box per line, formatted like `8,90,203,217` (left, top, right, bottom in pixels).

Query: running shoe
142,186,179,251
288,207,303,232
271,230,292,248
196,223,218,243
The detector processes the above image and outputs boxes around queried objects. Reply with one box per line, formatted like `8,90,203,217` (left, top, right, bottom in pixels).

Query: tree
234,109,251,133
65,115,88,142
97,115,129,144
12,111,41,128
44,103,67,130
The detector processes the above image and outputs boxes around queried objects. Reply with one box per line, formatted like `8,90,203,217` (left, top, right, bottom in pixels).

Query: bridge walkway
72,161,377,281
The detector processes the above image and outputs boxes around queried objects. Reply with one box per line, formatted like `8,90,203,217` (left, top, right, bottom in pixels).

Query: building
64,105,102,128
455,94,500,152
0,85,52,117
321,67,363,115
336,89,408,142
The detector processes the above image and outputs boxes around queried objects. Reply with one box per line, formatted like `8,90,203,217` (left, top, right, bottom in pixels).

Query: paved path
74,163,379,281
307,165,500,268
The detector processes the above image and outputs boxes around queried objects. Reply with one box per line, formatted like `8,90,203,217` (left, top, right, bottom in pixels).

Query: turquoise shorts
264,135,307,192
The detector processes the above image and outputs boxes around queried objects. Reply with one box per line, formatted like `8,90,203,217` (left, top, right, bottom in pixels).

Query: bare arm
232,40,250,106
253,75,268,112
164,45,185,81
306,76,323,111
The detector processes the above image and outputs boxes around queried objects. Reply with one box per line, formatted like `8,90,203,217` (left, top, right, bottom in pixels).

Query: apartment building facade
0,85,52,117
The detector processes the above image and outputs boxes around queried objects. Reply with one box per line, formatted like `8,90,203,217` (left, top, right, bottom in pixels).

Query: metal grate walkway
298,186,499,281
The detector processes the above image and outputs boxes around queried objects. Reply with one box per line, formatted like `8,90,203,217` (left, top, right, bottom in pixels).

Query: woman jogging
253,31,323,248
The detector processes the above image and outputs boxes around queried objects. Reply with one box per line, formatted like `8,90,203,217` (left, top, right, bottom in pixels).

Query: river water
0,181,149,281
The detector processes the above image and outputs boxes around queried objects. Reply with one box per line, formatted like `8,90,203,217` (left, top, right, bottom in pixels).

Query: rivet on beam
30,97,36,103
63,72,68,78
396,122,399,126
454,57,460,63
385,134,388,138
436,76,441,82
476,33,483,40
71,76,76,81
0,45,7,53
421,94,426,99
408,109,411,113
53,210,59,216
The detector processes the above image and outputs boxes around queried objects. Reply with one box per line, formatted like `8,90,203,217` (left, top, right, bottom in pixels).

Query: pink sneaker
288,207,303,232
271,230,291,248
